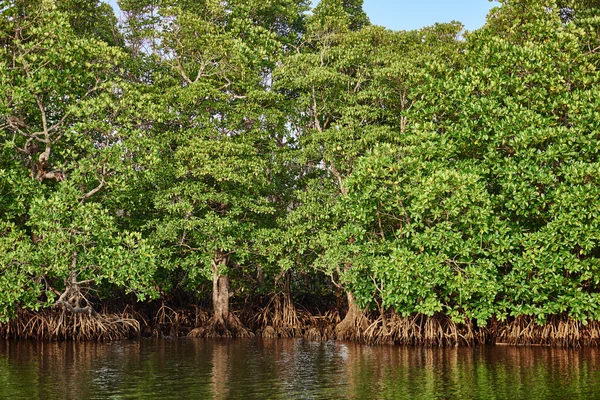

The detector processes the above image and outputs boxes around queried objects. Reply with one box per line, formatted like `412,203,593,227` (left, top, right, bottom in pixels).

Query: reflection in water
211,341,230,400
0,339,599,399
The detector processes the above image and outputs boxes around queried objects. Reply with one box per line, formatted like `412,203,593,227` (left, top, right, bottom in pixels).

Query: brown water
0,339,599,399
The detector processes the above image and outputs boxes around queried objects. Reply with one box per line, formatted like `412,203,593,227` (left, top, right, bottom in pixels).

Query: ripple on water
0,339,600,399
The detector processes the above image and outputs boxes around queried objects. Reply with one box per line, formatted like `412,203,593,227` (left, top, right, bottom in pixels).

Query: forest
1,0,600,346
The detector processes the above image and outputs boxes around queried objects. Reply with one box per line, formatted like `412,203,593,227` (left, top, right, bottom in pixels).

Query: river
0,339,599,399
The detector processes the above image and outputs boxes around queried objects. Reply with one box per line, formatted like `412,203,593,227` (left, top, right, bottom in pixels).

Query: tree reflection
0,340,599,399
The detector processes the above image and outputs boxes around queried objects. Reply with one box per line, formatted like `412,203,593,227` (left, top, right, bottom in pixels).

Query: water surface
0,339,599,399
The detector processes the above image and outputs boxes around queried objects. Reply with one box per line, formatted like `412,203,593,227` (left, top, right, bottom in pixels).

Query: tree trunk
335,291,368,340
188,251,252,338
212,255,230,323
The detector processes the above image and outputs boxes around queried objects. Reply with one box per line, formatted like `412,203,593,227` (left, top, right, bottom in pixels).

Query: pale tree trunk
189,251,252,338
212,253,230,323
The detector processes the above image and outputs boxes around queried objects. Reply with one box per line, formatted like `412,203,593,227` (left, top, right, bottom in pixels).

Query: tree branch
80,162,107,203
328,164,347,195
53,252,97,315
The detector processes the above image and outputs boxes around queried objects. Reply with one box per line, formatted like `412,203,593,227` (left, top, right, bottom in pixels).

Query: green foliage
57,0,122,46
402,0,600,323
1,0,600,330
312,0,369,32
117,0,303,297
0,0,159,320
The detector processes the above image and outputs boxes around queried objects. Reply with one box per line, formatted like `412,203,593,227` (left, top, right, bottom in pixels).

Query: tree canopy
2,0,600,344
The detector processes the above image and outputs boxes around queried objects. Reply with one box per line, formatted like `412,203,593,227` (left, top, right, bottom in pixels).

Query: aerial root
496,315,600,346
254,292,303,338
188,312,254,338
0,309,140,340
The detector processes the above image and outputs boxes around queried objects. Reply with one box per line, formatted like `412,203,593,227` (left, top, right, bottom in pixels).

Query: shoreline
2,305,598,347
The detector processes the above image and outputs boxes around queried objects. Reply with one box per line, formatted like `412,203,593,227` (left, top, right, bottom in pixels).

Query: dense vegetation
1,0,600,345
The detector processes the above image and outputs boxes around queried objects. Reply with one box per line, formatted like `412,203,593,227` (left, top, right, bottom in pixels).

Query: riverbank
2,302,599,347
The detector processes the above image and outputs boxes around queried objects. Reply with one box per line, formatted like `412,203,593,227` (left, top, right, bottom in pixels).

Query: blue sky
361,0,499,31
107,0,499,32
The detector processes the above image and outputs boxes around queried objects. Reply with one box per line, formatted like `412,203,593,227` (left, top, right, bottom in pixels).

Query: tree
121,0,307,336
277,0,465,337
0,0,158,323
417,0,600,326
57,0,122,46
312,0,369,32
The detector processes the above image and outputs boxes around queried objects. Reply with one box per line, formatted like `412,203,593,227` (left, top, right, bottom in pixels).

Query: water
0,339,599,399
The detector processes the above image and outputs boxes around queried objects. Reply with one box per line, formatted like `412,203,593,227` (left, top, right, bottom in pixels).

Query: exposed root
255,292,303,338
302,310,340,341
188,312,254,338
0,309,140,340
335,294,369,341
304,327,323,341
152,303,204,337
5,301,600,346
496,315,600,347
336,312,487,346
379,314,483,346
261,326,277,338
